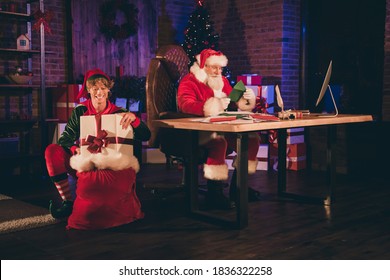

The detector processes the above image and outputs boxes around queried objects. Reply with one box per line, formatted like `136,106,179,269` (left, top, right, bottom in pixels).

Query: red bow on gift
86,130,109,153
32,10,53,35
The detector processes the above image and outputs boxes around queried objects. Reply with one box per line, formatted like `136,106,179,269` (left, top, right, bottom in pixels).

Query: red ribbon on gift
80,115,135,152
32,10,53,35
85,130,110,153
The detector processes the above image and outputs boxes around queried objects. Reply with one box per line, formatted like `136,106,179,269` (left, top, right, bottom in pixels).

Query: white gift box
245,85,261,97
80,114,134,156
70,114,139,172
261,85,275,113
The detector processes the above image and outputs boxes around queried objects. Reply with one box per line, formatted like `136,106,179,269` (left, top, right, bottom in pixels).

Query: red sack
67,168,144,230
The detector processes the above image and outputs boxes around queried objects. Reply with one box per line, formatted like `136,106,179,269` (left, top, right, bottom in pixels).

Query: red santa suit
177,49,260,181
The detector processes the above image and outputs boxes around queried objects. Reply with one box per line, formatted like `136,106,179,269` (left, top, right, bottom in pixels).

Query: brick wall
20,0,67,85
205,0,300,109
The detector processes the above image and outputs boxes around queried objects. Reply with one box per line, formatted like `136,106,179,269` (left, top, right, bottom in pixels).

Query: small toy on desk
275,84,309,119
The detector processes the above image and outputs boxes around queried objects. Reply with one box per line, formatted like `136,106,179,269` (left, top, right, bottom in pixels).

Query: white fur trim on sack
70,150,140,173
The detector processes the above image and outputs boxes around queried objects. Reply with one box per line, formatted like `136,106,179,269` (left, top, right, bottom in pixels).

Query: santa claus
177,49,261,209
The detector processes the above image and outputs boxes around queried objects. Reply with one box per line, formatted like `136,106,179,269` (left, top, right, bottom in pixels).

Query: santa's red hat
197,49,228,69
77,68,111,100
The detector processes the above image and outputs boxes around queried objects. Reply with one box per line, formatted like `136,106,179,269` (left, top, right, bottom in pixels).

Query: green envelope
229,80,246,102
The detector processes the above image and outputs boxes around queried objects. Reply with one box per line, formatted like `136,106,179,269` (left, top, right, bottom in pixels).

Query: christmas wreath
98,0,138,41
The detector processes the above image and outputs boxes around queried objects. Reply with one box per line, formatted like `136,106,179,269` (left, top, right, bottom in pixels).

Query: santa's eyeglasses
205,64,223,71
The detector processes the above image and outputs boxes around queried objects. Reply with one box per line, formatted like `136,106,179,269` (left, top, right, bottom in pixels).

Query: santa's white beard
206,75,224,92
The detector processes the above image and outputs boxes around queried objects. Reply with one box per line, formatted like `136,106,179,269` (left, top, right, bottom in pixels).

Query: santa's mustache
206,75,224,90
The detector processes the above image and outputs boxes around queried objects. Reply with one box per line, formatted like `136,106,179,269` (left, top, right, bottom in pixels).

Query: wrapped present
237,74,262,85
269,127,305,144
51,122,66,144
245,85,262,97
269,143,306,171
227,144,269,171
261,85,275,113
52,84,81,122
70,114,139,172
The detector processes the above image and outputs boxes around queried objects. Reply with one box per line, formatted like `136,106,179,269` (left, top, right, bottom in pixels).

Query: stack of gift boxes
269,127,307,171
228,74,306,171
237,74,275,113
51,84,82,122
51,84,81,144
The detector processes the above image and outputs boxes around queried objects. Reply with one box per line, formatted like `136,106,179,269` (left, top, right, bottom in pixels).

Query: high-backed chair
145,45,204,192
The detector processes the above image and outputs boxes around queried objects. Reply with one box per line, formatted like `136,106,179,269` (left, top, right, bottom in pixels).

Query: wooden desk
153,114,373,229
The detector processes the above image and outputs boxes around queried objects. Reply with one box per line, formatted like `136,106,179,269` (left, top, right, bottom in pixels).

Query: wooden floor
1,163,390,260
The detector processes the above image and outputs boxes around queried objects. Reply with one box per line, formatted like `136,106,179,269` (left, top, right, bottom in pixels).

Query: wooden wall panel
71,0,157,80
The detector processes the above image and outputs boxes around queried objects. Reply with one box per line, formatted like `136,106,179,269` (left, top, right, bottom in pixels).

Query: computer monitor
315,60,338,117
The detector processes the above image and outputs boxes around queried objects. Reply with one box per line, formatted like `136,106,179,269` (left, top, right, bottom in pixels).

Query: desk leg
235,133,249,229
186,130,199,213
277,126,335,205
325,125,336,205
277,129,287,194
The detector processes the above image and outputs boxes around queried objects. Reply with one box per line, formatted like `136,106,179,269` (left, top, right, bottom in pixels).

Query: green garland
98,0,138,41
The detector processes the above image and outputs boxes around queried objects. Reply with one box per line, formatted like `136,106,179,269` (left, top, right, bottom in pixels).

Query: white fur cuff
203,163,229,181
204,97,225,116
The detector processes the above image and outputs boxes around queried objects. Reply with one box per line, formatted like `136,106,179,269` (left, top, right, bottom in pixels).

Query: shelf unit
0,0,48,174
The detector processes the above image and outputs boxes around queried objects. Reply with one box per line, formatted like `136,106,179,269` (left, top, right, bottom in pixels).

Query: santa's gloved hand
221,97,231,110
236,88,256,111
243,88,256,100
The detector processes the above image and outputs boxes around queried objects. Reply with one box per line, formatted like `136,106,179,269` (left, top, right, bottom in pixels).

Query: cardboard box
237,74,262,85
52,84,81,122
80,115,134,156
227,144,269,171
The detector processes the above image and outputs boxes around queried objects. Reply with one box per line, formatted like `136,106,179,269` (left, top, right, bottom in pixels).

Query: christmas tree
181,0,220,66
181,0,232,80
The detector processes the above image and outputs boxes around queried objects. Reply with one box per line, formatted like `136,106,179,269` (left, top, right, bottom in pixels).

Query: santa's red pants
202,133,260,169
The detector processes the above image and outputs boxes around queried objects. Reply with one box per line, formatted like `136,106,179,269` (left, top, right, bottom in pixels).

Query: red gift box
270,143,306,171
237,74,262,85
52,84,81,122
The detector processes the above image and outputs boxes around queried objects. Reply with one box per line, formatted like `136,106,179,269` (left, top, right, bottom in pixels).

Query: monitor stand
318,85,339,117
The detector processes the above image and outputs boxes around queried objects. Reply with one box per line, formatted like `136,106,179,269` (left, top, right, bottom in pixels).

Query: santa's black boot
49,200,74,219
206,180,235,209
229,169,261,203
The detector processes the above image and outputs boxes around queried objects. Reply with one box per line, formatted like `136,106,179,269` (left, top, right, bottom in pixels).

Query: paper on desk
200,118,254,124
